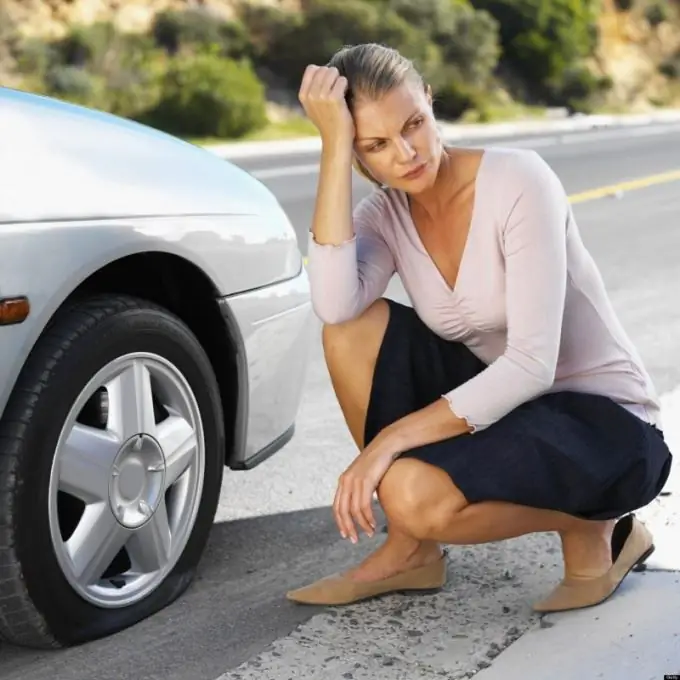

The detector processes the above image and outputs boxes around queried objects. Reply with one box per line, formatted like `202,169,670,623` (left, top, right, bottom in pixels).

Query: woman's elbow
535,362,557,391
514,353,557,394
310,297,357,325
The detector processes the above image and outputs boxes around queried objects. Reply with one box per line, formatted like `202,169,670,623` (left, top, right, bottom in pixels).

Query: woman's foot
344,536,444,582
286,533,446,605
533,514,654,613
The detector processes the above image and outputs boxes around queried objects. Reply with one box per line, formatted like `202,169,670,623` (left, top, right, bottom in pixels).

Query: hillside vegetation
1,0,679,140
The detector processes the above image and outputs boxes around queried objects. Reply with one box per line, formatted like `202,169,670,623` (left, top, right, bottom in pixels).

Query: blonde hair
327,43,426,187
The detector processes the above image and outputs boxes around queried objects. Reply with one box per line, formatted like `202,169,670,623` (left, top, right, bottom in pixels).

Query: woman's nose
395,136,416,162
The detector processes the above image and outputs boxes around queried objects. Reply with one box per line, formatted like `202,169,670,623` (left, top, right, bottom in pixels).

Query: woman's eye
368,141,386,152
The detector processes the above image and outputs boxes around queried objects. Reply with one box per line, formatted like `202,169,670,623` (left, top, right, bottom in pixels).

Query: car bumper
219,265,314,469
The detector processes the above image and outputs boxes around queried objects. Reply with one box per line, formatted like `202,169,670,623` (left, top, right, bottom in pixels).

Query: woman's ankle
559,519,616,579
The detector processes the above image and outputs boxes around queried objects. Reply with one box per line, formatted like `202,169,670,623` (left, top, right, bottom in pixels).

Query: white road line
251,163,321,180
215,388,679,680
249,123,680,181
507,121,680,149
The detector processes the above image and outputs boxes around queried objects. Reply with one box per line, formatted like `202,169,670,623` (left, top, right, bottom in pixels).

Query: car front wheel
0,294,225,648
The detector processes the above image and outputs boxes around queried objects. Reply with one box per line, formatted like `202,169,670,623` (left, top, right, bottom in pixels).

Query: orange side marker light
0,297,30,326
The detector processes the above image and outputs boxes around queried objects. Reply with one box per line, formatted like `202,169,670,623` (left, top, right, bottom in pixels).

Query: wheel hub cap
110,434,166,529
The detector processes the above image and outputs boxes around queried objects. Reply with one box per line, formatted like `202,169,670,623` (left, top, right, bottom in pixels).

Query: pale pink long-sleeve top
307,147,661,433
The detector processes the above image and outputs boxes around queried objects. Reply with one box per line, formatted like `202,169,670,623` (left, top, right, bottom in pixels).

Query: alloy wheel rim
47,352,205,608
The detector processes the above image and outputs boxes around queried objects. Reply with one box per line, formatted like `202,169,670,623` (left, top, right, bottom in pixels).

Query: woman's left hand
332,398,469,544
333,438,398,543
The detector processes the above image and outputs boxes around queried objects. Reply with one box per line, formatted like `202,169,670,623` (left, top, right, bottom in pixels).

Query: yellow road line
301,168,680,264
568,168,680,204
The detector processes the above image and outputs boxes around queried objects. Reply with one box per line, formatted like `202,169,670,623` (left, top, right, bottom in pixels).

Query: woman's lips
402,161,428,180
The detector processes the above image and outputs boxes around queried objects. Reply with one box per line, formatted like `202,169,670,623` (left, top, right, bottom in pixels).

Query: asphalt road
238,121,680,259
1,123,679,680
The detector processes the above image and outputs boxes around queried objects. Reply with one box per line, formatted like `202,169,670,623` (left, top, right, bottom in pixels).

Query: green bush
659,51,680,79
102,50,167,118
387,0,501,86
38,24,166,119
375,10,444,85
142,47,267,138
264,0,438,89
470,0,600,101
270,0,501,117
11,15,268,138
613,0,635,10
433,79,484,119
441,4,500,85
644,1,669,27
151,8,252,59
237,4,301,61
13,37,59,81
55,21,119,68
552,65,612,112
44,65,99,104
385,0,501,121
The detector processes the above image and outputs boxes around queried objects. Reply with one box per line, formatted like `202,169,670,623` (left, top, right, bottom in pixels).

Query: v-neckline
402,148,489,296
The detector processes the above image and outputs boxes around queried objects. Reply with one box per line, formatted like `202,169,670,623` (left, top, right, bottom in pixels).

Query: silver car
0,87,314,649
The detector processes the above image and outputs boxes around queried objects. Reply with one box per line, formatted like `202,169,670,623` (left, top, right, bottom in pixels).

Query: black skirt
364,299,673,521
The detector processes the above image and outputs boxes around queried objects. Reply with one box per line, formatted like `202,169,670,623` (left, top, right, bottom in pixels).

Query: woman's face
351,81,442,192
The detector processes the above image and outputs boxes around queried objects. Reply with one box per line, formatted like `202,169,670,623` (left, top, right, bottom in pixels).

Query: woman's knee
378,458,468,540
321,298,390,365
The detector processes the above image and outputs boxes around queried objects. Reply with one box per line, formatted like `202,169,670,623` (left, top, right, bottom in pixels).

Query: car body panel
0,255,312,469
222,266,314,467
0,87,302,295
0,87,313,470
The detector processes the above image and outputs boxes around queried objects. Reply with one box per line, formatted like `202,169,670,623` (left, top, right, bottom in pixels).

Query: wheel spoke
59,424,120,503
157,415,197,488
106,360,156,440
126,500,172,573
66,503,130,586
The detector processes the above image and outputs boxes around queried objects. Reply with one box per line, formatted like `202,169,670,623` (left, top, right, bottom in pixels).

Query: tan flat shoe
532,514,654,613
286,554,447,606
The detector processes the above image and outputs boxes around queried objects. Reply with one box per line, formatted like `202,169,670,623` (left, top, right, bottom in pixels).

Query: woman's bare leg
322,297,387,450
323,299,615,583
323,299,443,578
377,458,615,580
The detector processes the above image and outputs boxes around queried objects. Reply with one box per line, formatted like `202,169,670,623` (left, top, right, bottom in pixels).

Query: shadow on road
0,503,386,680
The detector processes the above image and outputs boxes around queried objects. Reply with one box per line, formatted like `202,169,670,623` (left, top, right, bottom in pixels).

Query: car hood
0,87,281,223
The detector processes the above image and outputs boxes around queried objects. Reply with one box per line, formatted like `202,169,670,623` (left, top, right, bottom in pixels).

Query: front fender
0,210,301,302
0,215,300,420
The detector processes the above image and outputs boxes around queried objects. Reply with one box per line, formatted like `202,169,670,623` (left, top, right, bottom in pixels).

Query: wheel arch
41,251,248,468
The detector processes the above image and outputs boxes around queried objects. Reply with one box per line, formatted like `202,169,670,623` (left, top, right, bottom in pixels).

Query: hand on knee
378,459,466,541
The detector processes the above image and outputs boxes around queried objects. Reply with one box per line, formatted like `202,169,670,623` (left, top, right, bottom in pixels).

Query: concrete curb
204,109,680,160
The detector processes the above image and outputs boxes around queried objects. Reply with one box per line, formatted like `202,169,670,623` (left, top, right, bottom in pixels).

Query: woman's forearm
307,140,396,324
300,65,395,324
311,140,355,246
375,398,472,460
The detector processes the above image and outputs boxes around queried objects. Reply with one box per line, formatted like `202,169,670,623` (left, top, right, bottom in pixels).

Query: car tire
0,294,225,649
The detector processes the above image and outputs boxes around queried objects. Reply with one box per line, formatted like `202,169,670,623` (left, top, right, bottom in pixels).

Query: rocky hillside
594,0,680,108
1,0,679,139
1,0,299,39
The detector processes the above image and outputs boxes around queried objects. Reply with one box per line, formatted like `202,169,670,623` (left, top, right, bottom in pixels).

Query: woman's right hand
298,65,355,147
